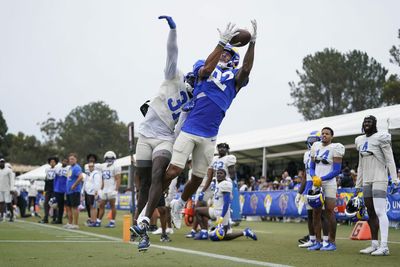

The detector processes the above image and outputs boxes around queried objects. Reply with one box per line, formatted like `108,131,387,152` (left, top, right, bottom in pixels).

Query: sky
0,0,399,140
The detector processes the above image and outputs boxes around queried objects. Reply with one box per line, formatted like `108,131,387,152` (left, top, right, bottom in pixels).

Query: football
230,29,251,47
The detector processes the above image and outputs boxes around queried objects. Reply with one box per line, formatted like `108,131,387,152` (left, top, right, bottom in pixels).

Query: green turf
0,212,399,267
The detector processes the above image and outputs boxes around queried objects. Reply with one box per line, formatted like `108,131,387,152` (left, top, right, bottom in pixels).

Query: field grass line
16,220,293,267
0,240,118,243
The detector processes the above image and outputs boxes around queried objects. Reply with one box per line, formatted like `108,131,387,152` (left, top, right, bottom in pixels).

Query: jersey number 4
207,69,234,91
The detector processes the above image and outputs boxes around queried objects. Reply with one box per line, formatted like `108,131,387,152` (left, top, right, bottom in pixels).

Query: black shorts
157,195,165,207
85,193,95,207
66,192,81,208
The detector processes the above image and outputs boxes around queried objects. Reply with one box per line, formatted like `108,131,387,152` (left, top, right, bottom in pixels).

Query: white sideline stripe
0,240,117,243
16,220,292,267
336,237,400,245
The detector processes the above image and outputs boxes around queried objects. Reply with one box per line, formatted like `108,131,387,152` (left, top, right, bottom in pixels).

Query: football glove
216,217,224,225
217,22,239,46
250,19,257,43
312,176,322,187
158,16,176,29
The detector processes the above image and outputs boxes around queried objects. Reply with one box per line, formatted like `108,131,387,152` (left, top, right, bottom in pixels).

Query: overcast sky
0,0,399,140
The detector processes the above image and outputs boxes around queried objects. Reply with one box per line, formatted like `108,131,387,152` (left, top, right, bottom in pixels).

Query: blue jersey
66,164,82,195
54,166,68,193
181,60,243,138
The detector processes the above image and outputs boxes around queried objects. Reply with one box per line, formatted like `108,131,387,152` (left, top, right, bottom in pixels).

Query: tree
0,110,10,157
289,48,388,120
389,29,400,67
383,74,400,105
41,101,129,161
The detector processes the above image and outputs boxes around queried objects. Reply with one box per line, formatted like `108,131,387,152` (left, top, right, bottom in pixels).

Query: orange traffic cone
107,210,112,220
350,221,372,240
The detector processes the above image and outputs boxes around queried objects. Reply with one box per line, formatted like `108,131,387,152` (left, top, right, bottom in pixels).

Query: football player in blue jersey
132,20,257,251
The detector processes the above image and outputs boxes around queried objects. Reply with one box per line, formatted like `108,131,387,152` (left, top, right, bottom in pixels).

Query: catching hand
217,22,238,46
250,19,257,42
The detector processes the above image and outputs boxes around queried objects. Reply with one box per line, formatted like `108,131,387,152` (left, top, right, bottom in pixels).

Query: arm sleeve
380,134,397,181
321,162,342,181
309,161,316,177
164,29,178,80
221,192,231,218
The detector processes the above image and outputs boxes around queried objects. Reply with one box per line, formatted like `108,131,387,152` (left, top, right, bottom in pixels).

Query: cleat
320,242,337,251
298,235,309,244
185,230,196,238
166,228,174,235
170,199,184,229
152,227,163,235
194,231,208,240
38,219,48,224
105,221,116,228
360,245,378,254
244,228,257,241
160,234,171,242
371,246,390,256
63,223,72,229
69,224,79,230
299,240,315,248
130,222,148,237
138,234,150,252
308,241,323,251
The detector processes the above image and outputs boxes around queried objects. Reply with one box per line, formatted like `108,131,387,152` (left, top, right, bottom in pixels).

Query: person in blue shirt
133,20,257,251
53,158,68,224
65,153,84,229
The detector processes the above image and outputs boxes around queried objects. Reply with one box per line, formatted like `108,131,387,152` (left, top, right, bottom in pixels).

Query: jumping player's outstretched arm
159,16,178,80
235,20,257,92
198,22,238,79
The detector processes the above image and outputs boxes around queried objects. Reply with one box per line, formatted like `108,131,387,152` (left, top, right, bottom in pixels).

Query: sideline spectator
0,158,15,222
39,156,59,224
339,167,354,188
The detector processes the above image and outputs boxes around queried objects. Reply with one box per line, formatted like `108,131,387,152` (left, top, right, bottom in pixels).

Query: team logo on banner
264,194,272,214
250,194,258,214
279,194,289,215
239,194,245,213
296,195,306,215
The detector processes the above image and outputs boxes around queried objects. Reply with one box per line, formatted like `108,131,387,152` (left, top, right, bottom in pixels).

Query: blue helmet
306,130,321,149
306,187,324,208
48,197,58,209
208,225,225,241
345,196,365,219
220,44,240,69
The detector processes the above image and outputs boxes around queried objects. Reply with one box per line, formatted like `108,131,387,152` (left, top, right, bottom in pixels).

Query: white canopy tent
216,104,400,176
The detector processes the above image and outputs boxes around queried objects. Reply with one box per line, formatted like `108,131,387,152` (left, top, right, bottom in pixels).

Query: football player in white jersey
308,127,345,251
186,143,236,238
193,169,257,241
355,116,398,256
97,151,121,228
296,131,329,248
131,16,194,243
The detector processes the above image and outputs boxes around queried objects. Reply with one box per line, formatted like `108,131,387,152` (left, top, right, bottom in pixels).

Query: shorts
65,192,81,208
195,186,213,202
208,207,230,226
363,181,388,198
136,134,173,167
0,191,12,203
85,193,95,207
100,190,117,201
171,131,216,178
322,183,337,199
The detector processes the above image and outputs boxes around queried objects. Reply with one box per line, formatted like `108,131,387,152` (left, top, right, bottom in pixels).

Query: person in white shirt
309,127,345,251
28,180,39,217
355,115,398,256
0,158,15,222
97,151,121,228
84,162,102,226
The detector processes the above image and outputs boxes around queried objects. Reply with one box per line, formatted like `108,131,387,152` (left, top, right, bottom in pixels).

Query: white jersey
45,166,58,181
355,132,397,187
209,154,236,181
303,150,312,181
0,167,14,192
100,163,121,192
212,180,233,210
310,141,345,186
84,170,102,195
28,183,38,197
58,165,70,178
84,163,102,176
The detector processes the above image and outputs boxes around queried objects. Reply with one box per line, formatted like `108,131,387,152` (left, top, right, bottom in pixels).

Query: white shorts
171,131,216,177
208,207,230,226
99,190,117,201
195,186,213,202
322,183,337,199
0,191,12,203
136,134,173,167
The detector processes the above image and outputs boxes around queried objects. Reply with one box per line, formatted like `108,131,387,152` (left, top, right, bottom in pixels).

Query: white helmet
104,151,116,163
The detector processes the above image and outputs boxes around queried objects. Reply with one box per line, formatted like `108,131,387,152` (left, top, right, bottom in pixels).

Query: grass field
1,212,400,267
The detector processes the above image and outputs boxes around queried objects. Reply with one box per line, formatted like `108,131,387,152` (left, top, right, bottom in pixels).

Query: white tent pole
262,147,267,177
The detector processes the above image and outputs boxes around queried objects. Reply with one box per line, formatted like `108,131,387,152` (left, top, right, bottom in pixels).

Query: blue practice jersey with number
181,60,242,138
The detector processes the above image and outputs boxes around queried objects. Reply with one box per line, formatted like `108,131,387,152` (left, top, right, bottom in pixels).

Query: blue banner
239,189,400,221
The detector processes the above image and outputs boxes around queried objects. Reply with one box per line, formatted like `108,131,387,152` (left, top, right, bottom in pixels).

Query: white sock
373,198,389,247
309,235,316,241
96,219,101,223
323,236,329,246
138,203,147,219
372,240,379,248
110,220,115,223
200,229,207,233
